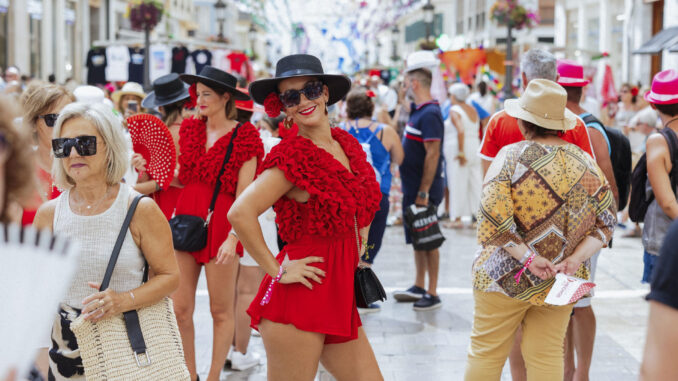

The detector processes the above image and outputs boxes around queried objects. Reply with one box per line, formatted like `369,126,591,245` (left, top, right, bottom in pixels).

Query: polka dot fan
127,114,176,190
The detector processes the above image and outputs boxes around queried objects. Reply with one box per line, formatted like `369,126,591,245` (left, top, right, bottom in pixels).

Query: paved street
193,223,649,380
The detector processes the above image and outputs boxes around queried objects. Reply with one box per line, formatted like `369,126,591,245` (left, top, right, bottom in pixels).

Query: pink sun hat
556,59,589,87
645,69,678,105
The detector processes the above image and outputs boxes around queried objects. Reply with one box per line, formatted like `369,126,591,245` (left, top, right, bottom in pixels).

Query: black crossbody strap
661,128,678,195
100,194,145,291
207,123,241,221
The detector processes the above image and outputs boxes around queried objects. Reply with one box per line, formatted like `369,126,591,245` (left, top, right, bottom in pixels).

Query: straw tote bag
70,195,190,380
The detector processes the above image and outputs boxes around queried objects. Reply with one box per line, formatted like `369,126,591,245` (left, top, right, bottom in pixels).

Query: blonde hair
52,102,130,190
20,81,75,133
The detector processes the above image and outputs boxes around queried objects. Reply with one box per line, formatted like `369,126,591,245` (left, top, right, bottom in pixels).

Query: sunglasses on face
52,136,97,158
279,81,324,108
39,113,59,127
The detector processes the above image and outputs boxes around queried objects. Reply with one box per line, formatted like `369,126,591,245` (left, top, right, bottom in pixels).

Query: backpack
581,114,632,210
629,128,678,223
343,122,390,185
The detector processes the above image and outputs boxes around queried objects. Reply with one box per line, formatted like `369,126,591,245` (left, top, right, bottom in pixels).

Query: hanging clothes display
105,45,130,82
150,44,172,82
128,47,145,84
190,49,212,73
86,47,108,85
212,49,231,72
171,46,190,74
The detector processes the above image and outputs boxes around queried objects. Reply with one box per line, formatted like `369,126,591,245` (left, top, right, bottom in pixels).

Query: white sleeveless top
452,104,481,158
54,183,144,309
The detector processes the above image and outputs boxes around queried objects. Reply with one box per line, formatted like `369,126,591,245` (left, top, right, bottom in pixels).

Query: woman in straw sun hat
465,79,616,380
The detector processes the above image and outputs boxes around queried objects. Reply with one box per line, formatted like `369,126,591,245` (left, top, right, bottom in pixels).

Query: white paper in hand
0,225,79,379
545,273,596,306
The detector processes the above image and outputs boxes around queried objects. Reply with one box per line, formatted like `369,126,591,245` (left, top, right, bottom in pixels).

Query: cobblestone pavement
193,224,649,380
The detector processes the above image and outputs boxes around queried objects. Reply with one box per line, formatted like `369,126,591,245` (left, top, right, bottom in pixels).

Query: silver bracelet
129,291,135,304
519,250,532,265
229,229,238,238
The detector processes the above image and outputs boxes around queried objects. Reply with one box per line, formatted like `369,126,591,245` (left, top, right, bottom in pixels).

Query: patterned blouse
474,141,617,305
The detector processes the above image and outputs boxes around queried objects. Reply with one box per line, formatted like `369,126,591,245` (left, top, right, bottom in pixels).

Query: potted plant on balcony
127,0,165,89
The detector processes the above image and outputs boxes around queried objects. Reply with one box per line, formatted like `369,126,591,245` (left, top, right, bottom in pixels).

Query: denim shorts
642,250,658,284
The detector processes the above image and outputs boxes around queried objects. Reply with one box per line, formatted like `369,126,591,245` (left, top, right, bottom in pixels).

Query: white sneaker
230,350,261,371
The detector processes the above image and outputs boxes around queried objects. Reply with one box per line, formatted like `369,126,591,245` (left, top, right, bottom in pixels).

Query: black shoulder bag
353,216,387,308
169,124,240,252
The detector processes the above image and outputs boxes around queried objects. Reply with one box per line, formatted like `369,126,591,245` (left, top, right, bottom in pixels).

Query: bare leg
320,327,384,381
259,319,325,381
572,306,596,381
172,251,202,381
564,319,575,381
414,250,428,289
426,249,440,296
34,348,49,379
234,265,265,353
203,258,239,381
508,327,527,381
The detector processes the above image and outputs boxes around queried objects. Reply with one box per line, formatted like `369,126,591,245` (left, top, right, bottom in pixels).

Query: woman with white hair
443,82,482,229
33,102,180,379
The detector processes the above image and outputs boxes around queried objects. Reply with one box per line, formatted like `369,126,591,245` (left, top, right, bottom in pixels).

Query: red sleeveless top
178,117,264,194
260,127,382,242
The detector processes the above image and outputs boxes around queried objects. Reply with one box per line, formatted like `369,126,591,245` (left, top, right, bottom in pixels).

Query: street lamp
376,40,382,65
214,0,226,41
391,25,400,63
248,22,257,59
423,0,435,41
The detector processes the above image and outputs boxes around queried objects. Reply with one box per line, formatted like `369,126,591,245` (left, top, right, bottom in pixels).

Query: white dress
443,104,482,218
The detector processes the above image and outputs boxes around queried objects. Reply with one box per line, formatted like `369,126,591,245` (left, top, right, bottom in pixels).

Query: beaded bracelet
514,252,536,284
260,265,286,306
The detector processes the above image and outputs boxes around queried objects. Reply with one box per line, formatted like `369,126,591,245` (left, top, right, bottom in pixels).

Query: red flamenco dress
174,117,264,264
247,127,382,344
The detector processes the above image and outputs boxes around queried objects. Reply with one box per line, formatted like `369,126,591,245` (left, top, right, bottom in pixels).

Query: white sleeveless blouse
54,183,144,309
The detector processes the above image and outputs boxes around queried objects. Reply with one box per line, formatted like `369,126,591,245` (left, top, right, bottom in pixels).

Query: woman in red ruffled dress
134,73,192,220
175,67,263,381
229,54,384,381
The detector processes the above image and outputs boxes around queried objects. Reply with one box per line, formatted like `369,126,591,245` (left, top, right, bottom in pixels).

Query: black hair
563,86,583,104
478,81,487,97
654,103,678,118
236,109,253,124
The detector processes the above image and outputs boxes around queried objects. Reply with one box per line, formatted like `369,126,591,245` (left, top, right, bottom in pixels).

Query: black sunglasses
279,81,324,108
39,113,59,127
52,136,97,158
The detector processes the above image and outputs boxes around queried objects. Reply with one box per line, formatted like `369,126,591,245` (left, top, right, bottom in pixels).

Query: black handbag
404,204,445,251
353,216,387,308
169,124,240,252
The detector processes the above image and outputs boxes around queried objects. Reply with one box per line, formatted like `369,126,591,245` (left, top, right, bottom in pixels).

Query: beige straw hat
504,79,577,131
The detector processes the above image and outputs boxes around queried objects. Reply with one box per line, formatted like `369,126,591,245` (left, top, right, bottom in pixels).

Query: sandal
443,220,464,229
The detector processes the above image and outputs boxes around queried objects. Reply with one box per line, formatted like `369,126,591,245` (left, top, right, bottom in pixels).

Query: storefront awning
633,26,678,54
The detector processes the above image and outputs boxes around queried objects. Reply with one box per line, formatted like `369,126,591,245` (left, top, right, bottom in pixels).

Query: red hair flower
184,83,197,109
631,87,639,97
264,92,283,118
365,90,376,98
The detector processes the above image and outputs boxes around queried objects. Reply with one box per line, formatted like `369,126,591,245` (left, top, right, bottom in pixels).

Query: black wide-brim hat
249,54,351,106
142,73,191,109
180,66,250,101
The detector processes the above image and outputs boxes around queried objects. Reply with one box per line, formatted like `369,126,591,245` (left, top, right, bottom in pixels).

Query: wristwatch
417,191,429,199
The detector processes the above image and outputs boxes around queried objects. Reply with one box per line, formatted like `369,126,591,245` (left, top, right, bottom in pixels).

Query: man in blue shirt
394,63,445,311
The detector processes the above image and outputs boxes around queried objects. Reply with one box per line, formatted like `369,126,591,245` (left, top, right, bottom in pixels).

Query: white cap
73,86,106,104
448,82,470,102
404,51,438,73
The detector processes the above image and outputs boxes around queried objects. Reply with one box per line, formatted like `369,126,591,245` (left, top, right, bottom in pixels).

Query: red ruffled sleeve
259,127,381,243
179,118,264,194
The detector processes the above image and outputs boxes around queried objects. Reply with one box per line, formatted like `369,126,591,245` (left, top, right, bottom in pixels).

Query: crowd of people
1,45,677,381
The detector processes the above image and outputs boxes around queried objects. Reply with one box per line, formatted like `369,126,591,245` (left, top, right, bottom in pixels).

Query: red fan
127,114,176,190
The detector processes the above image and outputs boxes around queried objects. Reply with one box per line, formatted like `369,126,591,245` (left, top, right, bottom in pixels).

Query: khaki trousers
465,290,573,381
